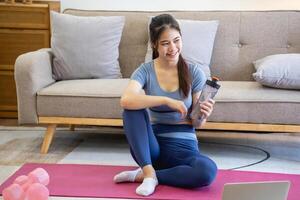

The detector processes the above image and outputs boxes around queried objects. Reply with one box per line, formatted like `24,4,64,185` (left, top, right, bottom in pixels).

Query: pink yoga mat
1,163,299,200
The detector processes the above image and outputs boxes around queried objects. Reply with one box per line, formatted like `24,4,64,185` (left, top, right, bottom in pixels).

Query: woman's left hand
199,99,215,119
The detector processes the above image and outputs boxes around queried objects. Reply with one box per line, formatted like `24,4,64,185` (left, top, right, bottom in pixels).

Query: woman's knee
190,157,218,188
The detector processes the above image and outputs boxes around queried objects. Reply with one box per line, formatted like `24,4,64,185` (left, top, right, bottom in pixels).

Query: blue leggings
123,109,217,188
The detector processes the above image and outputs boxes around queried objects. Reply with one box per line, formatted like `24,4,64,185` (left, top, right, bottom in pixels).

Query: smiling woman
115,14,217,196
156,32,182,63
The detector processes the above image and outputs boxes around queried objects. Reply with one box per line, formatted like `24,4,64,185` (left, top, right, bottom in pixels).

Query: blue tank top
131,61,206,124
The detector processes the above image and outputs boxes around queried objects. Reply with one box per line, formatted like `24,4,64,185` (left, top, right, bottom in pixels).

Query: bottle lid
212,76,220,82
206,76,221,89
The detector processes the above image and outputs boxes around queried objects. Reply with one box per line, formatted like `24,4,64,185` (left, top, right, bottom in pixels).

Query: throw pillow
145,19,219,78
253,54,300,89
50,11,125,80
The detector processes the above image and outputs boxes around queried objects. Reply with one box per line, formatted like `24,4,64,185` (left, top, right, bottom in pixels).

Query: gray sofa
15,9,300,154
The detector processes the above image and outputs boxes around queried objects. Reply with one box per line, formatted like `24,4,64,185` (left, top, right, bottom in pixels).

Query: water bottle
190,76,221,127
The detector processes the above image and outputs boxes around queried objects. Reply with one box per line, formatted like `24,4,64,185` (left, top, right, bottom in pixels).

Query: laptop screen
222,181,290,200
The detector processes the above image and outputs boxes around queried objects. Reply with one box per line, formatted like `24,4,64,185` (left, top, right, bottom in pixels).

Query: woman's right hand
165,97,188,119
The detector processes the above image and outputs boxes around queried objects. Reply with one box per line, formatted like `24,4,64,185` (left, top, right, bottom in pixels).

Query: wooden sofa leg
41,124,57,154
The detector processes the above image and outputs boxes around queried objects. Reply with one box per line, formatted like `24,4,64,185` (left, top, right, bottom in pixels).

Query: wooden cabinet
0,2,58,118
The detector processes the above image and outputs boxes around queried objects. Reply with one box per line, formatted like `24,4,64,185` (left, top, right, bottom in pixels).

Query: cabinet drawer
0,69,17,111
0,3,49,29
0,29,49,65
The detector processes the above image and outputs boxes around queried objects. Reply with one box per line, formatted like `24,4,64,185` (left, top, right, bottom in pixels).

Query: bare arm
120,80,167,109
121,80,187,118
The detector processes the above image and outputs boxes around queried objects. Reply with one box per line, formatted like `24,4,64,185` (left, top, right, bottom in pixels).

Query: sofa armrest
15,48,56,124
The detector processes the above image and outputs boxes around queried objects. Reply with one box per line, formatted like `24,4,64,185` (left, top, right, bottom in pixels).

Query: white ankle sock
136,177,158,196
113,168,141,183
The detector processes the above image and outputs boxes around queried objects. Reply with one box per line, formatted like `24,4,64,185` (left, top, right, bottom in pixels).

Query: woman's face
155,28,182,63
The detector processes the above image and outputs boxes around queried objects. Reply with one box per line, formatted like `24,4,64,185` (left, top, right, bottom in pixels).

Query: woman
114,14,217,196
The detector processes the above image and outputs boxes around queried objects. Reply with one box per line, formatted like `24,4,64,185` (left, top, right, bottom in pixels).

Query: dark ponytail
178,54,190,98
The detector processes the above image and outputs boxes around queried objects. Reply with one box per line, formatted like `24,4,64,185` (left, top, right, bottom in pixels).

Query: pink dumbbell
3,183,49,200
27,168,49,186
25,183,49,200
2,184,25,200
2,168,50,200
14,168,49,190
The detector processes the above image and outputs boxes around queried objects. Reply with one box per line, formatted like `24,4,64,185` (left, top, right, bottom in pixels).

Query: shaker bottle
190,76,221,127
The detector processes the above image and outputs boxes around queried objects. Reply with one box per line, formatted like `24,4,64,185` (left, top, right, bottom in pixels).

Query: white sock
113,168,141,183
136,177,158,196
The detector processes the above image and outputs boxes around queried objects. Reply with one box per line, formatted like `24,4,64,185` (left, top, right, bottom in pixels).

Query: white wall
61,0,300,12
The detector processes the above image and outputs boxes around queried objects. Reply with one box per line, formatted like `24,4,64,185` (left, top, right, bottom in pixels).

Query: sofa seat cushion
37,80,300,124
211,81,300,124
216,81,300,103
37,79,130,118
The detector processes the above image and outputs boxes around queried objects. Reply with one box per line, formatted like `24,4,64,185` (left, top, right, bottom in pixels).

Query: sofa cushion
210,81,300,125
210,101,300,125
50,11,125,80
37,80,300,124
215,81,300,102
145,19,219,78
37,79,130,118
253,54,300,89
37,79,129,97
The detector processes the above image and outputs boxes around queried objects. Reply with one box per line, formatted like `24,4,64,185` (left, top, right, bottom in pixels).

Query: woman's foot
136,177,158,196
113,168,142,183
135,165,158,196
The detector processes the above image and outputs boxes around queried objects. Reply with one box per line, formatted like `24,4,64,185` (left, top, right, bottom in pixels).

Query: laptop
222,181,290,200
